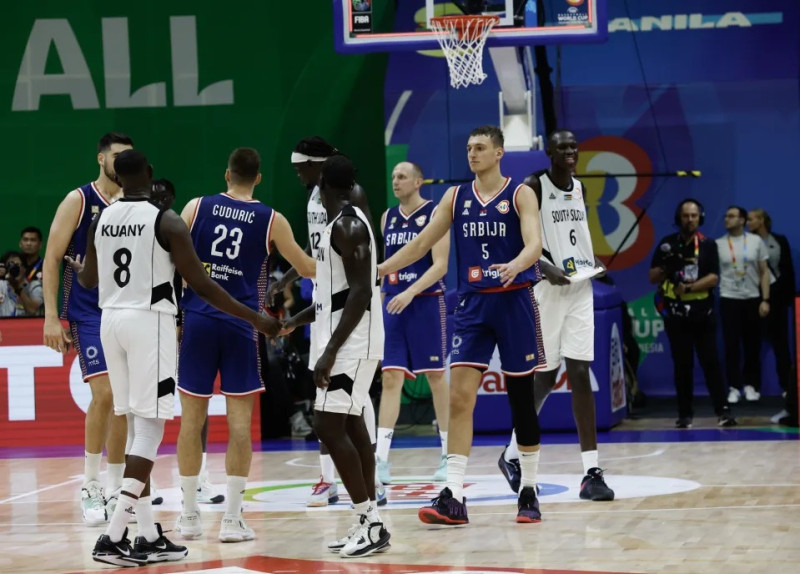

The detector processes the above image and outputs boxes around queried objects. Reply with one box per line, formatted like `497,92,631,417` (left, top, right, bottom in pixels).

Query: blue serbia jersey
61,182,111,321
383,201,444,297
451,178,539,294
181,193,274,329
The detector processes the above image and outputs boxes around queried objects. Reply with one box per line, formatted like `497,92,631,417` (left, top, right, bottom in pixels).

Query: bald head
391,161,424,202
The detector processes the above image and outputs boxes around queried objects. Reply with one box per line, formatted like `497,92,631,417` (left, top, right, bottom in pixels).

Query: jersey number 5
211,224,243,260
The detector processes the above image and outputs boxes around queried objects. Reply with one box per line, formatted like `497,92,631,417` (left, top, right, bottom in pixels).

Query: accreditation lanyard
679,233,699,261
727,234,747,278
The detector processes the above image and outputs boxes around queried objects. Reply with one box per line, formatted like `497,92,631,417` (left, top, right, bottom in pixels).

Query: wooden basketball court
1,419,798,574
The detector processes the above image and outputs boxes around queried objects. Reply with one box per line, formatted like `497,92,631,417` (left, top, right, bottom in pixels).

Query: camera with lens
659,243,686,284
0,261,21,281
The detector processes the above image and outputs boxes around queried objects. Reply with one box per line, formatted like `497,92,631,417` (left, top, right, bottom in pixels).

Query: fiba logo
496,200,510,214
576,136,654,270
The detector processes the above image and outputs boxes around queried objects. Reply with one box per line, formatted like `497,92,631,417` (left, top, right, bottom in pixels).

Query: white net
429,15,499,89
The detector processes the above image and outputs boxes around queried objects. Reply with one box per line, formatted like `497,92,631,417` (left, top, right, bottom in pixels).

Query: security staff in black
649,199,735,429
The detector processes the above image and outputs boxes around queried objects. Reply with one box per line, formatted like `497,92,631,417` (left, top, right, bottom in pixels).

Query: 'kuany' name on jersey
100,224,145,237
461,221,507,237
212,204,256,224
551,209,586,223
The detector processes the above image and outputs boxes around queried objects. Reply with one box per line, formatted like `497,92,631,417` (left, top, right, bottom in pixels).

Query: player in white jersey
282,155,390,557
497,130,614,501
68,150,279,567
269,136,384,508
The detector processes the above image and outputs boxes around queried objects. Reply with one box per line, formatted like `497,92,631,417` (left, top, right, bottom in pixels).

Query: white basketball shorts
100,308,178,420
534,278,595,370
314,358,379,416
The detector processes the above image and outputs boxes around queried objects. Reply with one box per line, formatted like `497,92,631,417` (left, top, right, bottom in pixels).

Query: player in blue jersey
175,148,316,543
42,132,134,525
151,179,224,506
379,125,546,524
377,161,450,483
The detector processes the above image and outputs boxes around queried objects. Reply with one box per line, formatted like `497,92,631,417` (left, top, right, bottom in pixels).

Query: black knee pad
506,374,541,446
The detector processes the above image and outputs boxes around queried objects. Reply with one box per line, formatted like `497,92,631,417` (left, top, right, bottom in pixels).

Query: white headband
291,152,328,163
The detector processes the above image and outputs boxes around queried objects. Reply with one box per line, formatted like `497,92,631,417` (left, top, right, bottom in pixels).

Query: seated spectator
0,250,43,316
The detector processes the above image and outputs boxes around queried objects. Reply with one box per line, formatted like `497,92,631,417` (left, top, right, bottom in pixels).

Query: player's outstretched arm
489,185,543,287
70,219,100,289
42,190,83,353
386,222,449,315
281,303,316,336
378,186,455,278
313,217,372,389
270,212,316,278
159,209,280,337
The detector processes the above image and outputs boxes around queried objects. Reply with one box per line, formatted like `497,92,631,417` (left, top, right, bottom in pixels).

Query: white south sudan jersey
309,204,383,364
95,198,177,315
307,185,327,259
537,171,595,276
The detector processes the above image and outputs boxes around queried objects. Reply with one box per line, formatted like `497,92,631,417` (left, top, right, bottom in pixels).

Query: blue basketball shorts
177,311,264,397
382,293,447,379
69,319,108,381
450,285,546,375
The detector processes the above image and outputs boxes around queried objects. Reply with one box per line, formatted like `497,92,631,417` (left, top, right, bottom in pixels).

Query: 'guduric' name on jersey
100,224,145,237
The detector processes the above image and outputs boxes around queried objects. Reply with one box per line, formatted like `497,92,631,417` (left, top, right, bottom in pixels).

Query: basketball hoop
429,15,500,89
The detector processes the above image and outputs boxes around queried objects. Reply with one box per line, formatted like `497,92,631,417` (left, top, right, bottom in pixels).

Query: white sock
445,454,468,500
439,431,448,457
180,475,199,513
505,431,520,461
225,475,247,517
366,502,381,524
376,427,393,461
84,452,102,484
581,450,599,475
106,463,124,493
353,500,370,518
136,496,159,542
200,452,208,476
320,454,336,483
519,450,540,489
106,493,137,542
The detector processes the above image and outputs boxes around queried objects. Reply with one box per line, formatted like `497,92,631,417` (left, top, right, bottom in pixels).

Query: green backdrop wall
1,2,390,254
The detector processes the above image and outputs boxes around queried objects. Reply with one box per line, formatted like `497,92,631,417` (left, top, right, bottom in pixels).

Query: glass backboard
334,0,607,53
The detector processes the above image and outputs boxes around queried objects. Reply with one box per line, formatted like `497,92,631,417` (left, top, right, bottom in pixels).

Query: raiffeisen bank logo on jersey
609,11,783,32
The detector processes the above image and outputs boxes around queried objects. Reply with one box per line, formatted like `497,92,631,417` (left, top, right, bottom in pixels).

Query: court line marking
0,475,83,504
7,502,800,527
285,448,667,469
